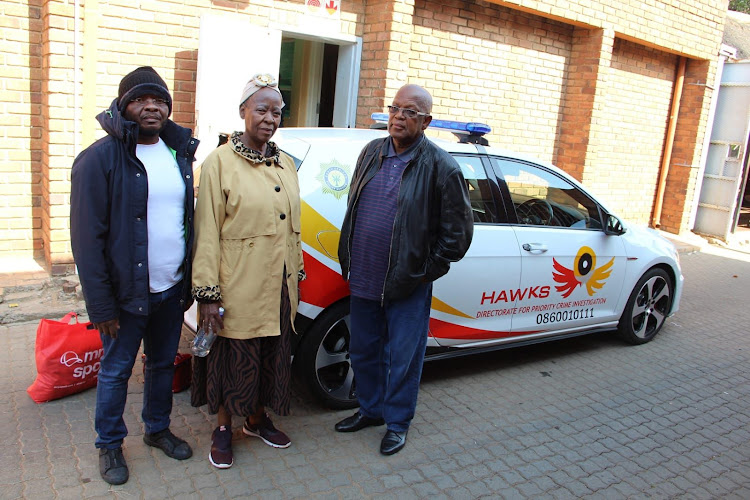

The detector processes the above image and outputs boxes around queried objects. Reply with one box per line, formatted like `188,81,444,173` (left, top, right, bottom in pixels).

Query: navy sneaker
209,425,233,469
243,413,291,448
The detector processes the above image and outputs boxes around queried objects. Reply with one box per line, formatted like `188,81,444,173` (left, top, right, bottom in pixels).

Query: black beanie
117,66,172,115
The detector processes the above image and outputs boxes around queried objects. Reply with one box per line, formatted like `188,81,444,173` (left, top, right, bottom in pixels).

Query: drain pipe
652,56,686,228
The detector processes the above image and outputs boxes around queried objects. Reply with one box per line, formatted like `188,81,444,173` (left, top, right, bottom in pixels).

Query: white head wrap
239,73,285,111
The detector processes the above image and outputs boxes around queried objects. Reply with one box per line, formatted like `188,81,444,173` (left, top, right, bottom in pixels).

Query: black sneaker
143,428,193,460
99,447,129,485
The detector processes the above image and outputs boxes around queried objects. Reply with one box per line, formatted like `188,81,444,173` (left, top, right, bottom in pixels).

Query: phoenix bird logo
552,246,614,298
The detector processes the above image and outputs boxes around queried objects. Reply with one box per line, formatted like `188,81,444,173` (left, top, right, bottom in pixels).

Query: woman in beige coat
191,74,304,469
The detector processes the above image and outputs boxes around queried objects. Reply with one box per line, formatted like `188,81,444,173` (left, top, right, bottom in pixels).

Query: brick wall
410,0,574,159
0,0,729,270
584,38,678,225
485,0,727,60
555,27,614,182
41,0,78,274
357,0,413,126
1,0,43,259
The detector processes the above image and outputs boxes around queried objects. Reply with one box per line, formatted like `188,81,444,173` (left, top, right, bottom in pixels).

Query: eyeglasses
132,97,169,107
387,105,430,119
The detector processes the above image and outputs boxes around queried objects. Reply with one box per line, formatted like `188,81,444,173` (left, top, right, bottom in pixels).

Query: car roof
275,127,388,143
274,127,594,204
274,127,566,164
275,127,483,155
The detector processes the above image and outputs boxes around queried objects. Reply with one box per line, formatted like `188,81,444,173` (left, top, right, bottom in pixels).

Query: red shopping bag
27,312,103,403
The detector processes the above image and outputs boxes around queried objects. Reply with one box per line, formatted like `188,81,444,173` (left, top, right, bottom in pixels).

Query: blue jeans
95,281,183,449
349,282,432,433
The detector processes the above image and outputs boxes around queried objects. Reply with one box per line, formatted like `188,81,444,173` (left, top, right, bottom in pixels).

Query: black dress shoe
380,429,407,455
335,412,385,432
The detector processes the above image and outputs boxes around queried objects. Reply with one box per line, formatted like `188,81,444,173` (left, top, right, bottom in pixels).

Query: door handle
522,243,548,253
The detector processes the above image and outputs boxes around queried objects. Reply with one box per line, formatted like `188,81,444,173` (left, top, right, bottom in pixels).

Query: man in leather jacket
70,67,198,485
335,84,474,455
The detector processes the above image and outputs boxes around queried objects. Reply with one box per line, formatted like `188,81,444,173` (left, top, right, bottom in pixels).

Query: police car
188,117,683,410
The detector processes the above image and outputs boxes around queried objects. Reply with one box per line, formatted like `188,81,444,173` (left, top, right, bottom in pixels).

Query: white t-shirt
136,138,186,293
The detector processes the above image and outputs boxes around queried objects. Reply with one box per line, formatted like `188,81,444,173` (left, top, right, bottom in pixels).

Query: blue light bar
430,119,492,135
370,113,491,136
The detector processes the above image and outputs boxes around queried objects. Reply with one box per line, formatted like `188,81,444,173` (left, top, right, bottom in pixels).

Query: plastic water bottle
191,307,224,357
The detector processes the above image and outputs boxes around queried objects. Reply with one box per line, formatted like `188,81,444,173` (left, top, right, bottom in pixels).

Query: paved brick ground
1,246,749,499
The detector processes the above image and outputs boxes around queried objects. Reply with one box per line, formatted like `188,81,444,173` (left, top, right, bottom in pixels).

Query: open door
195,14,282,167
694,61,750,240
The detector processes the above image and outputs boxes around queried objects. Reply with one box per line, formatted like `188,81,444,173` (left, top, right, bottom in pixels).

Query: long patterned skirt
190,276,292,417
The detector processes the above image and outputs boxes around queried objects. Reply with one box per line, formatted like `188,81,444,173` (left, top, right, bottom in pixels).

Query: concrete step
0,276,88,325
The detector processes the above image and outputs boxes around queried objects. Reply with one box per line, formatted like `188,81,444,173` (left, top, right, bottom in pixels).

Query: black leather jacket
70,99,199,322
338,135,474,301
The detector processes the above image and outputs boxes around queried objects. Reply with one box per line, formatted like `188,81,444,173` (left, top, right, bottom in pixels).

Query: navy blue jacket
70,99,199,323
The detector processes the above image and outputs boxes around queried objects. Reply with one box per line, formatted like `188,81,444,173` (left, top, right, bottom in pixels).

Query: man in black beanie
70,66,199,485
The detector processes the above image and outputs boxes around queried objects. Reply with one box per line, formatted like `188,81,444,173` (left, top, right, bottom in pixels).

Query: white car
189,117,684,409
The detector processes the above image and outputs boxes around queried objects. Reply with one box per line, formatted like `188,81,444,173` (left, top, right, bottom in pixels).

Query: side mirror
604,213,626,235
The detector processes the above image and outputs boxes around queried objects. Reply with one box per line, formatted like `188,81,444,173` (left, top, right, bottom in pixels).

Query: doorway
735,157,750,232
279,39,341,128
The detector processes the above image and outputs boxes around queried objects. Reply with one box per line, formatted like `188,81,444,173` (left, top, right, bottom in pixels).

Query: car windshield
496,159,602,229
275,134,311,171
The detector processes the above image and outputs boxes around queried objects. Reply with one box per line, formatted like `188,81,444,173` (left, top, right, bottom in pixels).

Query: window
455,156,500,224
493,159,602,229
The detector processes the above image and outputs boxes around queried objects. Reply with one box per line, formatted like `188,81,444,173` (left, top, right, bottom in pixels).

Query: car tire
617,267,673,345
295,299,358,409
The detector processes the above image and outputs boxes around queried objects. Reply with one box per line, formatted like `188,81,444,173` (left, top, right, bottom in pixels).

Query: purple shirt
349,136,423,300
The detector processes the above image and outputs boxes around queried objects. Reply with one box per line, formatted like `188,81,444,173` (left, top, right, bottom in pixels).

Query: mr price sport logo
552,246,613,298
60,351,83,367
60,348,104,379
